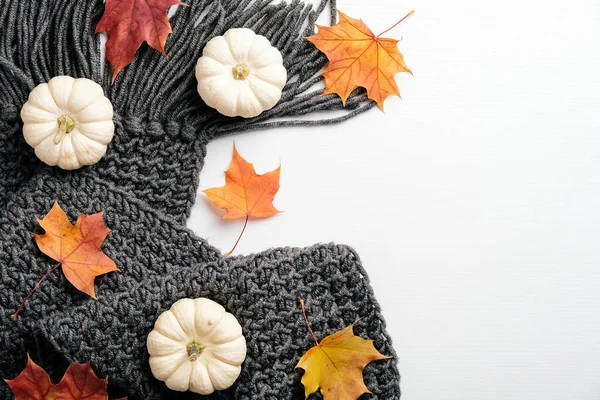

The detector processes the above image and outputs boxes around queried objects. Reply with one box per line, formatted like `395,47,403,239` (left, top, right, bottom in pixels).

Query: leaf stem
224,215,249,257
11,263,61,318
300,299,320,346
377,9,415,38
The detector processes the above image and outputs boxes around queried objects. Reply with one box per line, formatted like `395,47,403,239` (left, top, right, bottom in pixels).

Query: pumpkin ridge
70,134,84,167
247,73,282,91
47,76,74,111
238,85,261,118
21,102,58,123
210,359,242,391
57,135,76,169
224,32,240,65
70,130,106,166
196,58,229,78
246,36,273,69
23,122,57,147
154,312,188,342
250,66,286,89
205,346,245,366
171,299,198,337
147,331,182,357
231,87,240,116
244,32,259,66
75,98,112,124
203,37,234,65
246,77,280,109
76,121,114,145
197,311,226,338
67,78,102,113
151,350,189,382
26,89,61,116
172,309,194,340
71,127,96,146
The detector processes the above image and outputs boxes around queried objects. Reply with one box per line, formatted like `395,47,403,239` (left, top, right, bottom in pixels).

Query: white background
186,1,600,399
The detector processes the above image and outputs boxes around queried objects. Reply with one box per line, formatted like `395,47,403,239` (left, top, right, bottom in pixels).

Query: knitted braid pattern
0,0,399,399
0,172,401,399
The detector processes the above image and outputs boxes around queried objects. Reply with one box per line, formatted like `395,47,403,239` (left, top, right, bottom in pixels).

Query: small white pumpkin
195,28,287,118
147,298,247,394
21,76,114,170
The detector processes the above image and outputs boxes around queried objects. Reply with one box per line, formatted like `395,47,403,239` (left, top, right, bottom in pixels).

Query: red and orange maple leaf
12,202,118,317
33,202,118,299
96,0,185,82
5,354,126,400
307,10,414,110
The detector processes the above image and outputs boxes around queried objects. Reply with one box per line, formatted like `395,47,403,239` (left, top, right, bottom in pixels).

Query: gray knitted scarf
0,0,400,398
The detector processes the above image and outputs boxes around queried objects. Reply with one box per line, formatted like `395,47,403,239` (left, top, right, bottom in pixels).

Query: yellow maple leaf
296,300,390,400
307,10,414,110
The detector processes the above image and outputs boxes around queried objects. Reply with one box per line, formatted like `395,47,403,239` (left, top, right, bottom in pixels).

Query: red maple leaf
96,0,186,82
5,354,126,400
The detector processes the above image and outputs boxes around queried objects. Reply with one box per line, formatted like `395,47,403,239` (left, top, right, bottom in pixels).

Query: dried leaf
96,0,185,82
203,144,281,220
307,10,414,110
203,144,281,255
33,201,118,299
4,354,124,400
296,300,390,400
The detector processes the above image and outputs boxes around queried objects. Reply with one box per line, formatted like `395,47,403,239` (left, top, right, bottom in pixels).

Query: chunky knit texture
0,0,399,399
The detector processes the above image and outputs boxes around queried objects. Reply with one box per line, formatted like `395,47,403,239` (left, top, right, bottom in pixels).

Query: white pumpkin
147,298,247,394
21,76,114,170
195,28,287,118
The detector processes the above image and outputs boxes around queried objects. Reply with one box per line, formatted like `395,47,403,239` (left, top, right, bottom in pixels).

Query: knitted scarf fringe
0,0,375,139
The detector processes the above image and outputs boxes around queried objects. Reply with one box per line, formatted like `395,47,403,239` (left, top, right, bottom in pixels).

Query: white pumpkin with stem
21,76,114,170
147,298,247,394
195,28,287,118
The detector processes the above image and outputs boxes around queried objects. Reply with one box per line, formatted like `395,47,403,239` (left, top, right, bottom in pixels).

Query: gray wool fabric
0,0,400,399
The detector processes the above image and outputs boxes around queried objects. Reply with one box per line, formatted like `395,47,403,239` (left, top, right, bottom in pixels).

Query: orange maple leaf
96,0,186,82
5,354,126,400
203,144,281,255
12,202,118,317
296,300,390,400
33,202,118,299
307,10,414,110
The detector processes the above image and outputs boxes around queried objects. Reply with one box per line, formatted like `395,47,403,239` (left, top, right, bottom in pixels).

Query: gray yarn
0,0,399,399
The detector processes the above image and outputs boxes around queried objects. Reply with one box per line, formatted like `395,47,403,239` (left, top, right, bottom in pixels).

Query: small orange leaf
96,0,186,82
296,300,390,400
5,354,123,400
204,144,281,220
203,144,281,255
307,10,414,110
34,202,118,299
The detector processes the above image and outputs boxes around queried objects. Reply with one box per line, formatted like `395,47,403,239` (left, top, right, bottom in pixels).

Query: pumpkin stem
186,340,204,361
54,115,75,144
232,63,250,80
